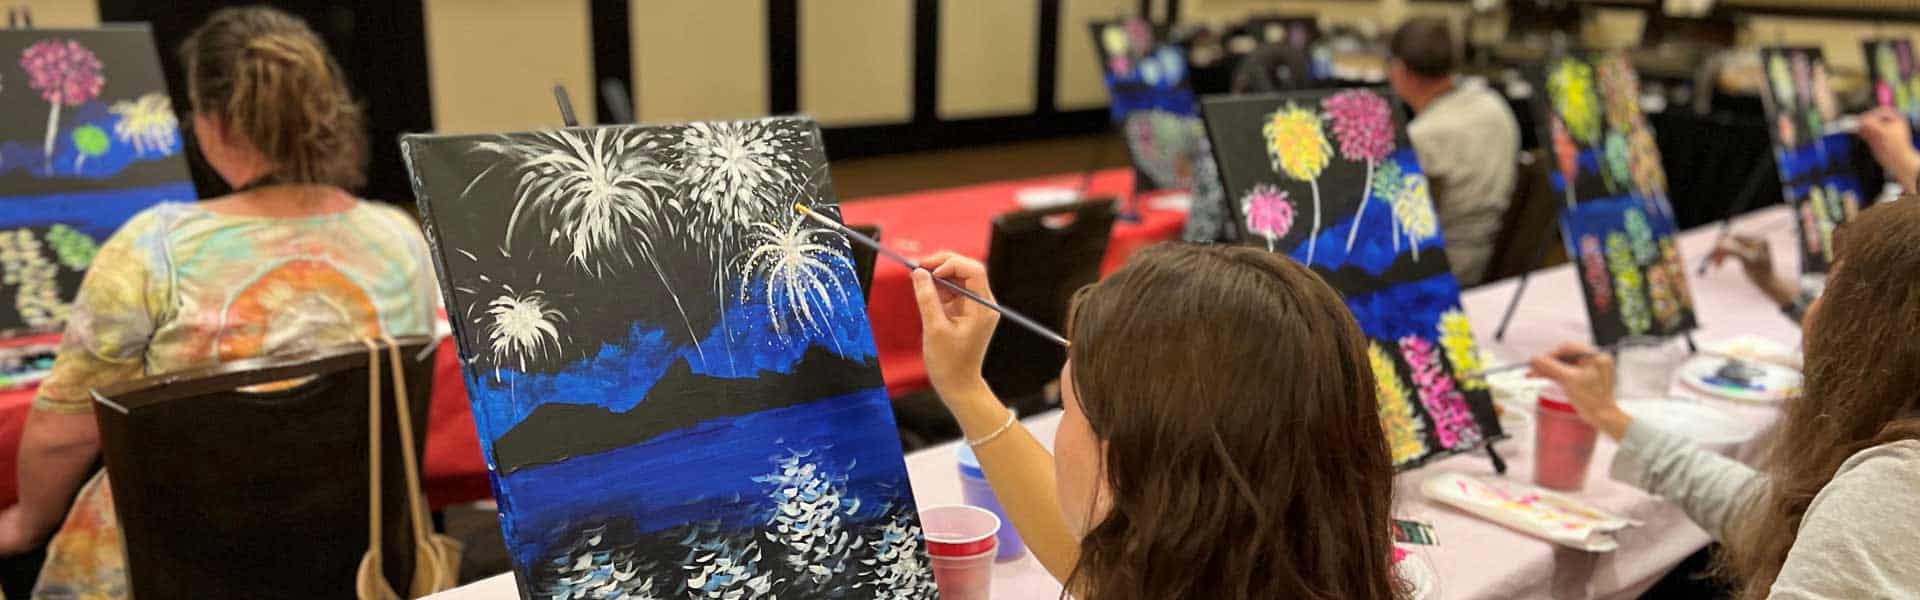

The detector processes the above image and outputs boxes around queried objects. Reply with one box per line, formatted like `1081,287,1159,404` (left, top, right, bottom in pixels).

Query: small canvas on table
1203,88,1503,469
0,26,194,336
402,117,935,599
1529,52,1698,346
1863,38,1920,150
1758,47,1867,274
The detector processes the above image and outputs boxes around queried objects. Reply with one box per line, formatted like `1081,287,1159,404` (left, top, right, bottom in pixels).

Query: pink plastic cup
921,504,1000,600
1534,388,1598,491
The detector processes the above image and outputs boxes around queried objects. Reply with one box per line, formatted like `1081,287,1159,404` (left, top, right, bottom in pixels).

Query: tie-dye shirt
28,200,438,600
32,200,439,413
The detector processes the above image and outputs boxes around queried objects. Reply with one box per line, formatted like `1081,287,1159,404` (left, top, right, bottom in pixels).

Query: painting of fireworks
1529,51,1697,346
1203,88,1503,469
1090,17,1215,194
1863,38,1920,151
1758,47,1867,274
401,117,935,600
0,27,194,336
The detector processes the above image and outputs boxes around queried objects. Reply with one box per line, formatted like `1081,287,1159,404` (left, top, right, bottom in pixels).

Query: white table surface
433,205,1803,600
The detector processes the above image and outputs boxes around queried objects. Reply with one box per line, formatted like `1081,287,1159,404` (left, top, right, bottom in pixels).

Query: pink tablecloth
435,204,1804,599
840,168,1188,397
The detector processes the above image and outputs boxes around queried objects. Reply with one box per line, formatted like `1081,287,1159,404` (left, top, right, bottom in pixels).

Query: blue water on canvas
496,387,909,566
1291,148,1444,274
0,182,197,238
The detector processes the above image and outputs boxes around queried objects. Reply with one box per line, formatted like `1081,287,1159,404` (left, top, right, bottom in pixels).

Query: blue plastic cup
955,444,1027,561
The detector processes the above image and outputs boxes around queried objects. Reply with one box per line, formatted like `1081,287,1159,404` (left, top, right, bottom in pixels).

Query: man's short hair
1389,17,1456,78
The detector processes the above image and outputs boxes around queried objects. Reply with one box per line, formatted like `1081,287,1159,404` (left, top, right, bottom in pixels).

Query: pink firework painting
20,38,105,172
1322,89,1397,253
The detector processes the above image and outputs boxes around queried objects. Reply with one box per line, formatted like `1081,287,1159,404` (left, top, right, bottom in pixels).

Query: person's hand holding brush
1708,235,1798,309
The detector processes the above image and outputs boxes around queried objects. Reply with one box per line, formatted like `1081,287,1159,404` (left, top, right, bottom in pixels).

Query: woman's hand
1859,107,1920,191
911,252,1000,403
1528,342,1632,439
1708,235,1797,306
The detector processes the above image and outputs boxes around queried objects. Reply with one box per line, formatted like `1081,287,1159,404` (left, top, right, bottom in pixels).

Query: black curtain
96,0,432,205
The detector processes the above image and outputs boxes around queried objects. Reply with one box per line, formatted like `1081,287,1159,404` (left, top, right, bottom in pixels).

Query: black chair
1487,150,1567,282
92,336,436,599
983,199,1118,412
849,224,881,301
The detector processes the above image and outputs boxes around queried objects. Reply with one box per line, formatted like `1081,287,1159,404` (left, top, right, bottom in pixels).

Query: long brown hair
1721,197,1920,597
181,6,366,188
1064,244,1402,600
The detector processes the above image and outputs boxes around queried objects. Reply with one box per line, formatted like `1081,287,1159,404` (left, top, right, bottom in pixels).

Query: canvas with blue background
1201,88,1503,470
1758,47,1868,275
401,117,935,599
0,27,193,335
1090,17,1214,194
1531,51,1698,346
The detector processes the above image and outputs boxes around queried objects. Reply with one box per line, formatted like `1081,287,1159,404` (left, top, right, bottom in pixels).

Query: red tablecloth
840,168,1188,396
0,335,493,510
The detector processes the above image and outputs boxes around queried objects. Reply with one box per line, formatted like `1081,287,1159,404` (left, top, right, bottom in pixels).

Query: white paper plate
1618,399,1757,446
1395,550,1437,599
1678,355,1802,403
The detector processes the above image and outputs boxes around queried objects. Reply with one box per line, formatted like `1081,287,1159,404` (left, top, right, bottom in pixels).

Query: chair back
849,224,881,301
92,337,436,599
983,199,1117,405
1487,150,1567,281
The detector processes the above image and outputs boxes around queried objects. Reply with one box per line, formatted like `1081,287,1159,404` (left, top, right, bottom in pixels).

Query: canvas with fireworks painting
1758,47,1867,274
1090,17,1215,194
1202,87,1503,469
0,27,194,336
401,117,935,600
1530,52,1698,346
1863,38,1920,151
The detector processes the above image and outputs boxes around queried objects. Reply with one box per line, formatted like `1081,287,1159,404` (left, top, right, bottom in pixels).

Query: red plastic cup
1534,388,1598,491
921,504,1000,600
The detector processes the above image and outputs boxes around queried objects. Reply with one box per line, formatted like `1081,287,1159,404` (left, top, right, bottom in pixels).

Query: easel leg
1486,444,1508,475
1494,235,1558,341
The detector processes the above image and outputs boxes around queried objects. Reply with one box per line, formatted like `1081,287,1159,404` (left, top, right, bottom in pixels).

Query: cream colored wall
631,0,768,123
1057,0,1133,110
939,0,1038,119
423,0,595,133
8,0,96,26
801,0,914,126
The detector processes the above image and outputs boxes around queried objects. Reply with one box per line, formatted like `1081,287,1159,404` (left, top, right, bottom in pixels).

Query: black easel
1492,218,1560,342
1696,153,1777,276
552,85,579,128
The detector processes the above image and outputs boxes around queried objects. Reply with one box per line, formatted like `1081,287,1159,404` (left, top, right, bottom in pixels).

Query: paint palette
1678,354,1802,403
1422,472,1639,552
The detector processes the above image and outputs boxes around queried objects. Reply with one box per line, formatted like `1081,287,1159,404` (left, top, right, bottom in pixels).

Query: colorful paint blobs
1089,18,1211,193
1863,39,1920,150
401,117,935,599
1760,47,1869,274
1370,342,1428,465
1534,52,1698,345
1204,88,1502,469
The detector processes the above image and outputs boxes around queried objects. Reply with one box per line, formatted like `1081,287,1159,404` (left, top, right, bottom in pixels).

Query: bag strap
380,335,437,562
359,337,387,582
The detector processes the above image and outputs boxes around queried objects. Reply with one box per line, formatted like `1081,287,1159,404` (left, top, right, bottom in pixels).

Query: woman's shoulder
1809,439,1920,514
1832,439,1920,482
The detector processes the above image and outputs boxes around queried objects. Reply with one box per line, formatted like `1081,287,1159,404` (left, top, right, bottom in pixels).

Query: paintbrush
793,204,1071,348
1474,351,1600,378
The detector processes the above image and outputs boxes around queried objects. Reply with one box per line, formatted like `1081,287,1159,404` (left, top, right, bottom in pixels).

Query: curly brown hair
181,6,367,189
1720,197,1920,597
1063,244,1404,600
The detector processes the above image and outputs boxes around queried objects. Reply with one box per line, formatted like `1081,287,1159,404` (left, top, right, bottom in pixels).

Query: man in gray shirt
1387,18,1520,286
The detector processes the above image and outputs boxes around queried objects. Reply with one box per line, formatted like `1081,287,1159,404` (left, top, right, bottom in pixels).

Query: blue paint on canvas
0,183,197,238
406,118,935,599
